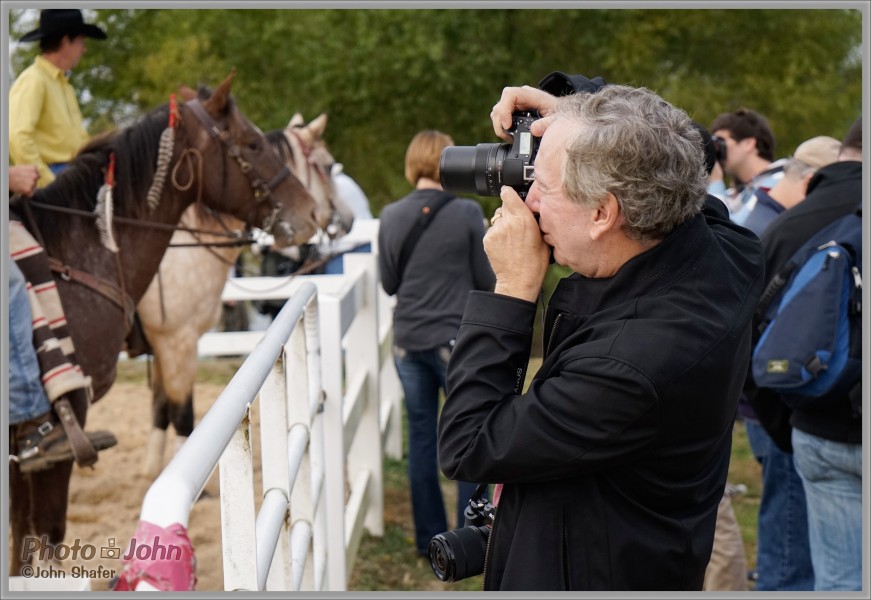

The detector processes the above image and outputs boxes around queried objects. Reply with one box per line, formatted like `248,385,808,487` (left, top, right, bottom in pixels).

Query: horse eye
248,141,261,152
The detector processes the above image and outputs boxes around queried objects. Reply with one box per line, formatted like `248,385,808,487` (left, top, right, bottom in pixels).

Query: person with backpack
749,116,863,591
738,134,840,591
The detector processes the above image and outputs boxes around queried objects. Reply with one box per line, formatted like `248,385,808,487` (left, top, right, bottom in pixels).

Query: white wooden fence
129,220,403,591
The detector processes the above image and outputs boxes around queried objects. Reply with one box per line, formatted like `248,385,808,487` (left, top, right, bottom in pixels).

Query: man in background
708,108,786,224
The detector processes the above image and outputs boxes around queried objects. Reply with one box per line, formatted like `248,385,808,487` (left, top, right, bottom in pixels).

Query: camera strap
396,191,454,285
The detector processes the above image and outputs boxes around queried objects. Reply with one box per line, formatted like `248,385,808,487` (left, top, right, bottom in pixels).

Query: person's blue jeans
394,343,479,555
48,162,68,176
7,255,52,424
744,420,814,590
791,427,862,591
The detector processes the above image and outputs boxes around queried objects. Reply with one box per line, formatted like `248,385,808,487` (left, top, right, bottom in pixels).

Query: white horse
136,111,354,477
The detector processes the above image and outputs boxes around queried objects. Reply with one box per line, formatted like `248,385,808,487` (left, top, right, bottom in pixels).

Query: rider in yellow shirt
9,9,107,187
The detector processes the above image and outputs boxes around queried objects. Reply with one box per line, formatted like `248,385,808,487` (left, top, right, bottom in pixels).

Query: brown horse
7,72,319,575
136,112,354,477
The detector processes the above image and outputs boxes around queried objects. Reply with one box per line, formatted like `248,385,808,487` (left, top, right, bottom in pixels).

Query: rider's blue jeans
7,254,51,424
394,343,480,555
792,427,862,591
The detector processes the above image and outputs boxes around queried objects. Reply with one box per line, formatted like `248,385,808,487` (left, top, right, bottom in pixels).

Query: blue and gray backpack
752,206,862,415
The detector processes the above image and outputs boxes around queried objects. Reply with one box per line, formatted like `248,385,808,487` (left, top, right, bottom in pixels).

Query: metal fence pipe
255,488,290,590
139,282,317,529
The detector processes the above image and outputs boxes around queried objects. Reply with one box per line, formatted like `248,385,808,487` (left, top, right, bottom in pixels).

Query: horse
7,72,319,576
136,110,354,477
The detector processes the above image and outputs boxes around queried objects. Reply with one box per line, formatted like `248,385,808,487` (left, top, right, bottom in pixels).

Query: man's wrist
494,280,540,303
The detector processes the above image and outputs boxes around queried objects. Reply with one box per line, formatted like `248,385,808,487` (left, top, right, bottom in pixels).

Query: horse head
283,112,356,238
177,73,318,248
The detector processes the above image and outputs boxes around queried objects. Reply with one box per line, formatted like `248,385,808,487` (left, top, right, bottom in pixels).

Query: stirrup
11,407,118,474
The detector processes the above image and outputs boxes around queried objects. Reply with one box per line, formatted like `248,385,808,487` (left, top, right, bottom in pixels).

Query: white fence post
258,350,292,591
344,252,384,541
317,288,348,591
219,408,258,590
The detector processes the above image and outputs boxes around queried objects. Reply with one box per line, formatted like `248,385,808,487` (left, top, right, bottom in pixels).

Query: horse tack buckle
262,205,281,232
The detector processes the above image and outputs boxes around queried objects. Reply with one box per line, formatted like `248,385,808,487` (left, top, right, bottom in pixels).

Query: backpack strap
755,261,798,334
396,191,454,286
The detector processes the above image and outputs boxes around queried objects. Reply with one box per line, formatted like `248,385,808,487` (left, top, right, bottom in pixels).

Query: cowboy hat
20,9,107,43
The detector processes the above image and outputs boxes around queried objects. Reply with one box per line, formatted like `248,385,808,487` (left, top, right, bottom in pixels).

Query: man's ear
589,193,622,240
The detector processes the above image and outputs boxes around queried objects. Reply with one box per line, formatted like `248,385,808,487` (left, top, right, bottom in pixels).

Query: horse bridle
285,126,347,239
184,99,292,234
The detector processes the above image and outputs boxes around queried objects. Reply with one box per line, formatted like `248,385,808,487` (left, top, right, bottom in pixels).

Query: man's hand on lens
490,86,557,141
485,186,550,303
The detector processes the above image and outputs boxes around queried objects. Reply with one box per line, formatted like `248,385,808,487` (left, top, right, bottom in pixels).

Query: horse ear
177,85,197,102
308,113,328,139
288,113,304,128
203,69,236,117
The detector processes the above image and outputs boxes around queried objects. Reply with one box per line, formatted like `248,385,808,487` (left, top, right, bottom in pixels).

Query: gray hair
554,85,707,242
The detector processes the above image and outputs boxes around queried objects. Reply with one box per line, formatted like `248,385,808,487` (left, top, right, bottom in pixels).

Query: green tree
8,8,863,216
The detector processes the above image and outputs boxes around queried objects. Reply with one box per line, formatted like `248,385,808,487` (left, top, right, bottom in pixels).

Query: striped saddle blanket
8,220,92,405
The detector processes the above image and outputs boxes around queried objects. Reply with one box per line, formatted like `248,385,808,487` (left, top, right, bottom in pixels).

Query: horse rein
184,99,292,235
11,196,256,243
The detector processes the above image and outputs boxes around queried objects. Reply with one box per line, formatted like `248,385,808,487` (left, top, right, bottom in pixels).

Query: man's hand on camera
490,86,557,141
485,186,550,303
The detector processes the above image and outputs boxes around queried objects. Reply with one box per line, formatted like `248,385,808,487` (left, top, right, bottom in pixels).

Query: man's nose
525,185,542,213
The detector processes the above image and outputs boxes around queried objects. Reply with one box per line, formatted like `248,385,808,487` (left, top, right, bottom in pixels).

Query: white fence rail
127,220,403,591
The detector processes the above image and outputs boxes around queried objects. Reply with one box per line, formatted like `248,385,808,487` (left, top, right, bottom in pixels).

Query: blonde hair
404,129,453,186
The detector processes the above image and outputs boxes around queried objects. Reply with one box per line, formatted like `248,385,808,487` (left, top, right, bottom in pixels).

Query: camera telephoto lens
440,143,508,198
428,525,490,583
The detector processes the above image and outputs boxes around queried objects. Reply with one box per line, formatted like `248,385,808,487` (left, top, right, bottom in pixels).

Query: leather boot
12,410,117,474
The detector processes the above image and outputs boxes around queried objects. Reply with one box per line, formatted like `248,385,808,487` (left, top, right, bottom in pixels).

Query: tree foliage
8,8,863,216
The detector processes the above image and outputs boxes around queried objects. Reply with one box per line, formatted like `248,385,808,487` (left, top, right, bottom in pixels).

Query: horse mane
23,103,171,249
266,129,293,164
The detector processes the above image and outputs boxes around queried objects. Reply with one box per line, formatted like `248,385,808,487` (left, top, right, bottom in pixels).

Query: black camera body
428,485,495,583
711,134,727,165
440,112,540,199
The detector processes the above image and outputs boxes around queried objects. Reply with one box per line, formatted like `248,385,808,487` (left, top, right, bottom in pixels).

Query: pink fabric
492,483,503,507
112,520,197,591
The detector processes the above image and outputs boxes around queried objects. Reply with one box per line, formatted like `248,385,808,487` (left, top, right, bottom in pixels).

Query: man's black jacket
439,199,763,590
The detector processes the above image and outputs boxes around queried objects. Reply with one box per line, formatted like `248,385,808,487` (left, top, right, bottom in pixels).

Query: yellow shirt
8,55,91,187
